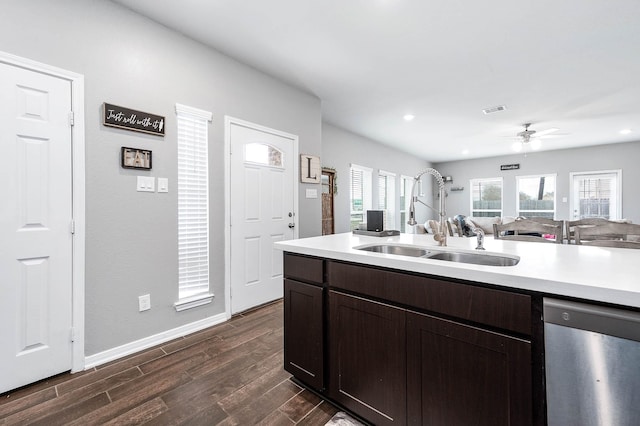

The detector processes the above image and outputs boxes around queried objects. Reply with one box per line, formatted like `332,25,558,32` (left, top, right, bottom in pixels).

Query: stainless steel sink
355,244,519,266
357,244,429,257
425,251,519,266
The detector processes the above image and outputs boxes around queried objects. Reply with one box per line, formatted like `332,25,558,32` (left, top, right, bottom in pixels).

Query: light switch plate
138,294,151,312
158,177,169,193
136,176,155,192
305,188,318,199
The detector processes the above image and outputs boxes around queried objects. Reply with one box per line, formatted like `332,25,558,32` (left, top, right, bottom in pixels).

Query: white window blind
350,164,372,231
378,170,396,230
176,104,212,303
399,175,413,233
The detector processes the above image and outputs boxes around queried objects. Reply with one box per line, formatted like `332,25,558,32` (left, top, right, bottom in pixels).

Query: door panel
0,62,73,393
230,122,296,313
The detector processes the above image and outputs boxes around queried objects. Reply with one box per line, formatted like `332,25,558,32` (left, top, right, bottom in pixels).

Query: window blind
176,104,212,300
349,164,372,230
378,171,396,229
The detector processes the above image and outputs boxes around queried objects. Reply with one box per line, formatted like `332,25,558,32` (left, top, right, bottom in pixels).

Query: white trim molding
174,293,214,312
84,313,227,369
0,51,86,374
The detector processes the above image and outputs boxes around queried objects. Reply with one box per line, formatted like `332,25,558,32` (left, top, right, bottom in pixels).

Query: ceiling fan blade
534,127,560,137
536,132,569,139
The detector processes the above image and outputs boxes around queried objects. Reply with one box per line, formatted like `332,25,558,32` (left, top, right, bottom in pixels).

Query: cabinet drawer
328,261,531,336
284,253,324,284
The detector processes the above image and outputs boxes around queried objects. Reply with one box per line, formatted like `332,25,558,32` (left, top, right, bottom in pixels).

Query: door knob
288,223,295,229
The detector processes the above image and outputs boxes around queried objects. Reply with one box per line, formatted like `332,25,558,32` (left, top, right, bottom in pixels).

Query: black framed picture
121,147,152,170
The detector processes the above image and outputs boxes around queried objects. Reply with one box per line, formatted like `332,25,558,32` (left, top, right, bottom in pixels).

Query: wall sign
500,163,520,171
121,147,152,170
103,103,165,136
300,154,321,183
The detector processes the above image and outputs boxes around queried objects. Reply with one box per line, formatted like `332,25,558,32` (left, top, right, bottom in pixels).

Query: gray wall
322,123,433,233
0,0,321,355
434,141,640,223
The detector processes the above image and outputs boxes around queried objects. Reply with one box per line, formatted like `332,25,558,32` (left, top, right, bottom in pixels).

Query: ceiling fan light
531,139,542,150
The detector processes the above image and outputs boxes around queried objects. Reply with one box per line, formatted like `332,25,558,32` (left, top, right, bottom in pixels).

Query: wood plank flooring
0,300,339,425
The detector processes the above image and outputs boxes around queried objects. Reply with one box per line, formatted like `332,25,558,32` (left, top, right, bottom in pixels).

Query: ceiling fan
511,123,562,153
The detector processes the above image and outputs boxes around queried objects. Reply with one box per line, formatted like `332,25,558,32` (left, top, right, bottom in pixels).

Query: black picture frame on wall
121,147,152,170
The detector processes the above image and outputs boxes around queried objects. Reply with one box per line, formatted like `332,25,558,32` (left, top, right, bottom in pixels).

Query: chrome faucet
407,168,447,246
472,227,486,250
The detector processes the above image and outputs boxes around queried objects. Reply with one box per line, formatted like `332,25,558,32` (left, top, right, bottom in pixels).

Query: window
517,174,556,219
176,104,213,310
570,170,621,220
470,178,503,217
399,175,413,233
350,164,372,230
245,143,282,167
378,170,396,230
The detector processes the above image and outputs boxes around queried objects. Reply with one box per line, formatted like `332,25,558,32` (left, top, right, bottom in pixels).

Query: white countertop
275,232,640,309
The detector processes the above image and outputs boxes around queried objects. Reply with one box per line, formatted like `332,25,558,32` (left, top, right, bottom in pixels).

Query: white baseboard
83,313,228,370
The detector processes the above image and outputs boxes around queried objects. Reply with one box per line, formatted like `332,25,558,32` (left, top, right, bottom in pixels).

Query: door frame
224,116,299,318
569,169,622,220
0,51,86,373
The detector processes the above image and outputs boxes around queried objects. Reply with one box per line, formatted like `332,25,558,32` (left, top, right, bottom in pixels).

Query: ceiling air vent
482,105,507,115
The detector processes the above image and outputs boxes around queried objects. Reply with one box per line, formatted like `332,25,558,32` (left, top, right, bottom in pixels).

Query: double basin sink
356,244,519,267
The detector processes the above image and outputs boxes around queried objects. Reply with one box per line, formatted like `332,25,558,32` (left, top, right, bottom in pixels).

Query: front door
0,62,74,393
229,120,297,314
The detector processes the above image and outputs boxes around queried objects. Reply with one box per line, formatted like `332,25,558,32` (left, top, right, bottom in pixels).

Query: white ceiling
113,0,640,162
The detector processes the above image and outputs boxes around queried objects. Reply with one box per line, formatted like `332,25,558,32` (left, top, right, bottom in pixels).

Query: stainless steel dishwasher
544,298,640,426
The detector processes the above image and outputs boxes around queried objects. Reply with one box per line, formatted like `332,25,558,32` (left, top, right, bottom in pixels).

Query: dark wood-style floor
0,300,339,425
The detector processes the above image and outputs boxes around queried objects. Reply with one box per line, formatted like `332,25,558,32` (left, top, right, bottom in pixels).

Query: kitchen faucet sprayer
407,168,447,246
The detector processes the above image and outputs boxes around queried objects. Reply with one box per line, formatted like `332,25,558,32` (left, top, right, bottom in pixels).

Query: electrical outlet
138,294,151,312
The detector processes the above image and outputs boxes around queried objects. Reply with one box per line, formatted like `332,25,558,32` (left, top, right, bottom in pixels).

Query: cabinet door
284,279,324,391
407,311,532,426
329,291,406,425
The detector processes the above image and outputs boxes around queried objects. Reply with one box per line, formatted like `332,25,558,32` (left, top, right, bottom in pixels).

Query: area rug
325,411,365,426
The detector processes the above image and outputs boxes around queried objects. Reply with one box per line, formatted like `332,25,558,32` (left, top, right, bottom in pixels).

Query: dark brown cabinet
283,254,325,391
283,254,539,425
406,311,532,426
328,291,407,425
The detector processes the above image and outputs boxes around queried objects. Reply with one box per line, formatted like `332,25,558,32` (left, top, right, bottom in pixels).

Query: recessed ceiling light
620,129,632,134
403,114,415,121
462,149,470,155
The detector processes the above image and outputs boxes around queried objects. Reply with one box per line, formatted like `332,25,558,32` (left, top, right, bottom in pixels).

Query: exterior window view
2,1,640,425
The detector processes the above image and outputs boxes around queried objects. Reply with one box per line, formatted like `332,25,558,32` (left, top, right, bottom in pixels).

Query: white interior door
229,121,296,314
0,62,73,393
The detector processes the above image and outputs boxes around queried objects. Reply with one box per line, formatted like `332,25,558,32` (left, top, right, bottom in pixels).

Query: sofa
417,216,516,236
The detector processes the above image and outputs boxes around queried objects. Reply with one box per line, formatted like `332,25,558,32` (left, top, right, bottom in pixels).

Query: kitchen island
275,232,640,425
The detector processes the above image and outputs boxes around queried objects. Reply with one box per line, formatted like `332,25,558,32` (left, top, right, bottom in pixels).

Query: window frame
469,177,503,217
399,175,413,233
516,173,557,219
350,164,373,230
175,103,214,311
378,169,397,230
